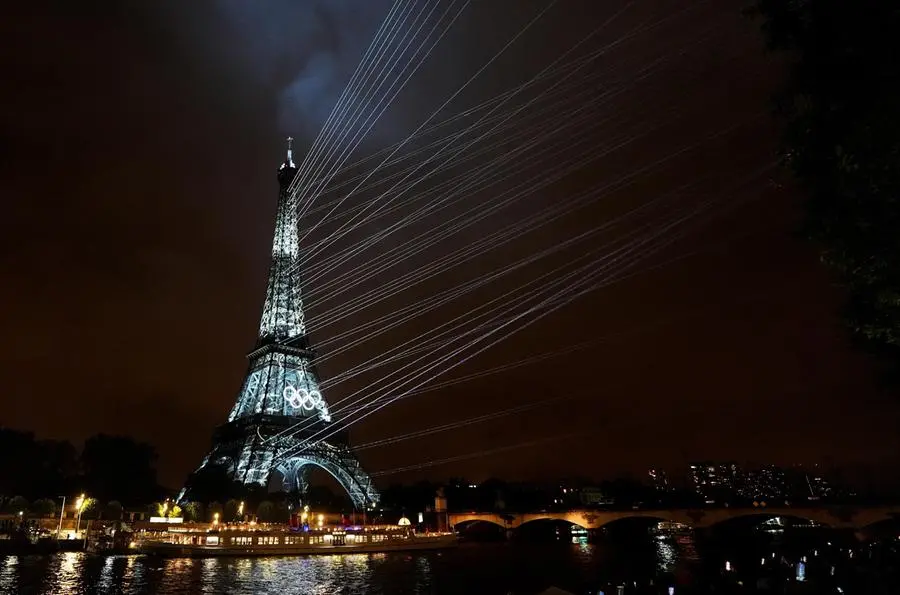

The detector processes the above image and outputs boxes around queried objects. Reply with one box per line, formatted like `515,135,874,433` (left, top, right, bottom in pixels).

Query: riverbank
0,537,85,556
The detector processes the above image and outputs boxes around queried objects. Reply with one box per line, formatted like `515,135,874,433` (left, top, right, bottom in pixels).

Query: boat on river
139,523,457,557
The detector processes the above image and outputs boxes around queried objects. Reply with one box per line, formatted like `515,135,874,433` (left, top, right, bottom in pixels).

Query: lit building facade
802,464,833,500
688,461,740,502
682,462,844,503
648,468,670,491
737,465,788,501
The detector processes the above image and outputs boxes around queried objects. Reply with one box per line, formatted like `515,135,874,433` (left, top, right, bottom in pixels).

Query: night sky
3,0,899,491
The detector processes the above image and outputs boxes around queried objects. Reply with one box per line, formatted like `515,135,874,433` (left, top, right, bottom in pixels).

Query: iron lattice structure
179,140,379,509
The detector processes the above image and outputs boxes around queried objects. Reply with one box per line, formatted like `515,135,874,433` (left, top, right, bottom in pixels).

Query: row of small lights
156,499,410,533
209,505,326,530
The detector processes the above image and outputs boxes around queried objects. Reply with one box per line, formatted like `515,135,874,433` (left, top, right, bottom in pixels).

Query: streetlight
75,494,86,537
56,496,66,540
238,501,244,519
213,512,220,526
317,513,324,529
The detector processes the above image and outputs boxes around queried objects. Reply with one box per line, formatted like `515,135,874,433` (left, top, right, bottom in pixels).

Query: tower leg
280,463,311,497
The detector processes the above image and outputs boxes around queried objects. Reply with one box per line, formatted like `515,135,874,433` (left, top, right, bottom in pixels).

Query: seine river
6,542,649,595
0,531,895,594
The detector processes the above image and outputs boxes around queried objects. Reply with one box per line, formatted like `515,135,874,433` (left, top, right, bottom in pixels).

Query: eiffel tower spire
258,137,305,344
179,139,378,509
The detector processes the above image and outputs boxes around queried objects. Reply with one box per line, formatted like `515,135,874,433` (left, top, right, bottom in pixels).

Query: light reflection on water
0,523,712,594
97,556,114,592
45,551,81,594
0,556,16,594
655,538,677,573
1,546,632,595
143,553,385,595
0,532,859,595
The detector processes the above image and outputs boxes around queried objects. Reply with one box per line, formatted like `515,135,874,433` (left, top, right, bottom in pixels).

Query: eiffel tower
179,139,379,509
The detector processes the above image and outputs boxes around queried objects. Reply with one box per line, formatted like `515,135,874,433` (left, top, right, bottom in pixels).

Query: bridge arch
453,518,510,541
518,516,588,531
851,509,899,529
855,516,900,542
596,514,688,531
454,518,507,530
450,513,511,529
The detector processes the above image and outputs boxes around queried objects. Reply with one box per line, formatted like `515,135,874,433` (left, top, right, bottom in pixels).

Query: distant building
688,462,740,502
648,468,670,491
738,465,787,501
803,464,833,500
551,482,613,507
578,487,611,506
680,461,849,504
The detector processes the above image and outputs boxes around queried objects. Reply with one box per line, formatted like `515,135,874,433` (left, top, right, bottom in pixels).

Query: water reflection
0,556,17,593
131,553,146,588
97,556,114,592
155,557,197,593
43,551,82,594
201,556,220,593
0,530,896,594
654,538,676,572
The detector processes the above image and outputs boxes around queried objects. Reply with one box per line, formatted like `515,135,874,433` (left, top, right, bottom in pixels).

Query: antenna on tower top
285,136,295,167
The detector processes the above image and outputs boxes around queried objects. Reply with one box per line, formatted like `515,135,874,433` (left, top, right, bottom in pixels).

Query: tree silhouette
257,500,275,522
224,499,241,521
104,501,123,520
81,434,161,506
0,429,62,499
181,464,245,504
5,496,29,514
182,501,205,522
752,0,900,384
31,498,58,518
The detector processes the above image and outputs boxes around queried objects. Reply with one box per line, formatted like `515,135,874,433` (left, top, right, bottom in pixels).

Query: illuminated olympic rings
283,385,327,413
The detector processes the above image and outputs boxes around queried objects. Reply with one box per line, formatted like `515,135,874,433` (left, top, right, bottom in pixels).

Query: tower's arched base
179,414,378,509
273,449,379,510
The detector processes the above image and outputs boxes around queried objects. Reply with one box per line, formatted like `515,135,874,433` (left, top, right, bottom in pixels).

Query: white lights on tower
179,139,378,511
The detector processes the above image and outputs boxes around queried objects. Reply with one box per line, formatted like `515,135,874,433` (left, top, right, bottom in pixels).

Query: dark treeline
377,475,889,516
751,0,900,384
0,428,162,509
379,478,680,514
5,425,894,521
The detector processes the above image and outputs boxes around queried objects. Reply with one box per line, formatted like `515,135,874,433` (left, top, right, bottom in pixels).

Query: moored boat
139,524,457,557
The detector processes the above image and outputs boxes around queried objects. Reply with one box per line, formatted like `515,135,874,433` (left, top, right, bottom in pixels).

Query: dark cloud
215,0,392,139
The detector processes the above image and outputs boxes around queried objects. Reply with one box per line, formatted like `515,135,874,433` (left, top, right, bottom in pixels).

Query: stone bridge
449,506,900,531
